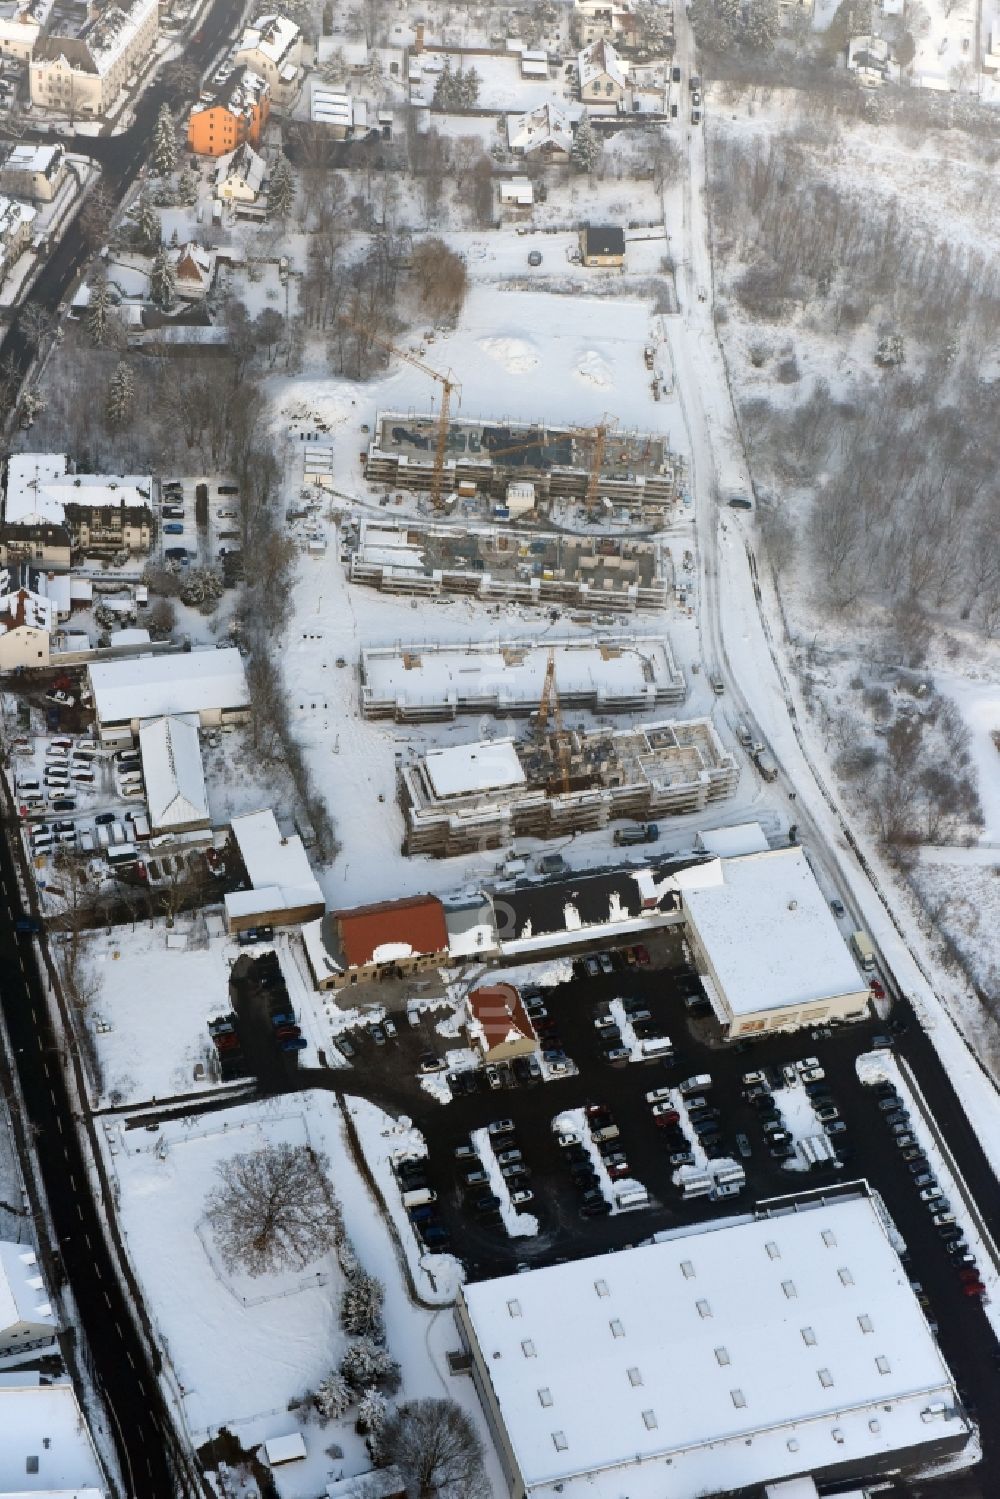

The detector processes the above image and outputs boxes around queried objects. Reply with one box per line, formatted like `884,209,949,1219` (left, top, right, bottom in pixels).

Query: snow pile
493,955,575,990
478,334,540,373
575,349,613,387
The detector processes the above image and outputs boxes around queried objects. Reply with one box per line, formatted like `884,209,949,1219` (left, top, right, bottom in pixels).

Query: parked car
669,1150,695,1167
511,1188,534,1206
419,1053,446,1073
488,1119,515,1138
651,1103,680,1126
735,1132,752,1159
824,1120,847,1136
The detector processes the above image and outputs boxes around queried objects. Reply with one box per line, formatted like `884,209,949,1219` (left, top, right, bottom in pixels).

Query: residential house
0,1241,57,1355
215,141,266,203
0,193,35,282
466,982,536,1063
578,37,627,105
171,242,216,300
498,176,533,215
507,102,574,163
223,809,324,932
30,0,158,117
573,0,635,43
3,454,153,557
0,0,42,65
0,584,53,668
0,141,67,201
186,66,270,157
234,13,303,107
580,223,625,266
0,520,71,572
303,893,449,990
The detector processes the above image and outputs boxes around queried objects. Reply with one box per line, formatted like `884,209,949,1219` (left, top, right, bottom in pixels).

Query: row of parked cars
744,1061,851,1162
554,1108,623,1217
873,1080,985,1298
394,1156,450,1252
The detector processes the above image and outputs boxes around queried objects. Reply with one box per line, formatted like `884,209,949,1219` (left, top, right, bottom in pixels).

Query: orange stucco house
187,66,270,158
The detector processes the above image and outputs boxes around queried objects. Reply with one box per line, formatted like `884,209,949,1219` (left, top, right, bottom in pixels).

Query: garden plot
471,1127,538,1239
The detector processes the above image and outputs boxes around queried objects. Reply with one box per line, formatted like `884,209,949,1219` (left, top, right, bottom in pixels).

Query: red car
274,1024,301,1042
607,1160,631,1180
214,1032,240,1052
652,1106,680,1128
870,979,886,999
634,944,650,966
961,1280,986,1298
958,1267,981,1283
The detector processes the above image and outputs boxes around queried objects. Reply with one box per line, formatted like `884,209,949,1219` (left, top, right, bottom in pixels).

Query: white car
645,1087,673,1106
555,1131,581,1148
510,1188,534,1206
800,1066,826,1084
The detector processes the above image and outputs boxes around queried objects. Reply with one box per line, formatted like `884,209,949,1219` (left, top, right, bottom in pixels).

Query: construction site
399,715,739,857
359,634,686,722
347,516,671,613
363,411,686,519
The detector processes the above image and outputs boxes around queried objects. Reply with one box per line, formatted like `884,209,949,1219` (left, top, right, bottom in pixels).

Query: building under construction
364,412,686,518
361,635,686,723
348,517,670,613
400,719,739,857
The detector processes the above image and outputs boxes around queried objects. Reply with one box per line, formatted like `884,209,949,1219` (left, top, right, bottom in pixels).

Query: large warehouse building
678,847,871,1037
456,1187,972,1499
88,648,250,743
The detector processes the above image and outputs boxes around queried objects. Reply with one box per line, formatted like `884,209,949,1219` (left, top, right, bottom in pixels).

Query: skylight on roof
696,1299,712,1318
538,1388,553,1407
680,1260,695,1278
876,1355,892,1375
801,1327,817,1346
642,1409,658,1429
610,1319,625,1338
552,1431,568,1451
781,1280,797,1299
858,1313,874,1333
507,1299,522,1318
714,1347,731,1366
627,1367,643,1386
818,1368,834,1388
731,1389,746,1409
821,1229,838,1247
594,1278,610,1297
521,1339,536,1358
765,1241,781,1260
838,1267,855,1286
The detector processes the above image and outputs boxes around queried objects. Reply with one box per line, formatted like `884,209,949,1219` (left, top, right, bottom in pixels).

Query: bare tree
411,238,468,322
206,1143,342,1277
381,1398,490,1499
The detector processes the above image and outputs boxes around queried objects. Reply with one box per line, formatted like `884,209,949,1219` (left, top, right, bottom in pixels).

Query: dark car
95,811,116,825
580,1199,612,1218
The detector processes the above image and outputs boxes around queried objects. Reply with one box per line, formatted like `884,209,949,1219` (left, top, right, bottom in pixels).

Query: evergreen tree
86,275,114,345
150,247,176,309
152,103,177,177
357,1387,389,1461
268,154,295,219
136,192,161,250
105,361,134,429
340,1269,385,1340
177,167,199,205
314,1371,354,1420
571,113,601,173
340,1338,401,1395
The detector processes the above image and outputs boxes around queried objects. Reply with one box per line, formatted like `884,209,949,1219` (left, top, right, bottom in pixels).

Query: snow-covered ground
105,1092,504,1495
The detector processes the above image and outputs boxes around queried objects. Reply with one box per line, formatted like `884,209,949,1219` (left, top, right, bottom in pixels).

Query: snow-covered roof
0,586,54,635
424,739,526,799
263,1431,306,1464
459,1192,967,1499
0,1373,105,1495
139,715,209,831
4,454,152,528
89,648,249,727
694,822,769,857
508,102,574,154
0,1243,56,1337
578,37,627,91
238,12,300,64
311,84,352,125
226,809,323,919
681,848,867,1017
215,142,265,196
2,142,63,176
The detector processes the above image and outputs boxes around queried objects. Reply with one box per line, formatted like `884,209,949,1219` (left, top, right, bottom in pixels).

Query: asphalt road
0,821,201,1496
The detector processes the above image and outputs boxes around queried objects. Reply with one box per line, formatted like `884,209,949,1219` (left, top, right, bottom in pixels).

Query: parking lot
316,947,1000,1494
159,475,242,569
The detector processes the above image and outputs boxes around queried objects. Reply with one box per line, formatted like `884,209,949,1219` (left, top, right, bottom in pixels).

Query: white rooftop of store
4,454,152,528
460,1192,966,1499
678,847,867,1016
89,648,249,725
0,1374,105,1496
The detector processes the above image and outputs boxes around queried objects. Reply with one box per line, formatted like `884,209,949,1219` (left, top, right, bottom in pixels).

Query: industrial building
348,517,669,612
455,1186,972,1499
364,412,685,518
138,716,210,835
88,648,250,744
400,719,738,856
223,810,324,932
361,635,685,722
678,847,871,1038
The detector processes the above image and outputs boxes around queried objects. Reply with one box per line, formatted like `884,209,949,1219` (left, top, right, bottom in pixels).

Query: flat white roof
89,648,249,727
424,739,526,799
263,1431,306,1464
682,848,867,1016
3,143,62,174
0,1375,105,1494
695,821,769,857
460,1193,965,1499
226,809,322,916
139,715,209,831
0,1243,55,1336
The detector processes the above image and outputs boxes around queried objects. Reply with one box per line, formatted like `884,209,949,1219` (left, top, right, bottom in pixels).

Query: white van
615,1185,649,1211
639,1037,674,1061
680,1172,714,1199
401,1188,437,1209
679,1073,713,1097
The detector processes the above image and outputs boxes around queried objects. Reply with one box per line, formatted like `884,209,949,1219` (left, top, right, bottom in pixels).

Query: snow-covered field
106,1093,504,1495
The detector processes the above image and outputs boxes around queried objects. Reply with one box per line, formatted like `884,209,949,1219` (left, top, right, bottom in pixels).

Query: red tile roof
335,894,448,968
468,983,534,1051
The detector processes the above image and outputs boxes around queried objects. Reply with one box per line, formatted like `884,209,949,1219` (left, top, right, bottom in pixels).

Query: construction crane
338,315,460,509
536,648,571,793
482,418,616,510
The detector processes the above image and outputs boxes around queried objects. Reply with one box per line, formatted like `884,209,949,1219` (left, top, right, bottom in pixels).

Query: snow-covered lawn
107,1092,504,1495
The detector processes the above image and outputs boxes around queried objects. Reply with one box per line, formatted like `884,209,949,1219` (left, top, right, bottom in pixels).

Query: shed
580,224,626,267
264,1431,306,1465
